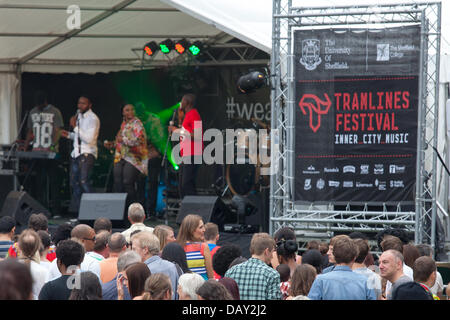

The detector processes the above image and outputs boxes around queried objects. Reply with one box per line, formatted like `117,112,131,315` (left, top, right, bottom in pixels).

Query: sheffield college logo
299,94,332,133
300,39,322,71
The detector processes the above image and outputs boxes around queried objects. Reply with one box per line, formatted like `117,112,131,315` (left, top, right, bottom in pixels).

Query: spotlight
174,39,189,54
188,41,203,56
236,71,266,94
144,41,158,56
159,39,174,54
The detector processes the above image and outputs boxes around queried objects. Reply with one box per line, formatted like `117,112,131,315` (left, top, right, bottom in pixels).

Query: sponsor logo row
304,178,405,191
302,164,406,175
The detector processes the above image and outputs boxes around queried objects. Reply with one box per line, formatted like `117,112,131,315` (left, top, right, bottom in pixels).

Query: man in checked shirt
225,233,281,300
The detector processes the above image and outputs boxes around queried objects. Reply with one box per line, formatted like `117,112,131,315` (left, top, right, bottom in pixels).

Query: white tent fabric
0,74,19,145
161,0,272,53
0,0,226,74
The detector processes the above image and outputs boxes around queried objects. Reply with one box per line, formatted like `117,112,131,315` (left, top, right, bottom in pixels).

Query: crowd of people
0,206,449,301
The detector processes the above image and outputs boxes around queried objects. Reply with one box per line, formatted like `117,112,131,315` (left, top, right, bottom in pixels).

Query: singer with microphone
104,104,149,206
60,94,100,213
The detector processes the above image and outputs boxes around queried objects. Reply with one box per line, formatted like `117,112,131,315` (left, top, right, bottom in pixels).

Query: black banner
294,26,420,203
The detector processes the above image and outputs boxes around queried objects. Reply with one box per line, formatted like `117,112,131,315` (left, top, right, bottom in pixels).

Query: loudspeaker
176,196,228,230
217,232,253,258
78,193,128,226
0,175,15,211
0,191,50,226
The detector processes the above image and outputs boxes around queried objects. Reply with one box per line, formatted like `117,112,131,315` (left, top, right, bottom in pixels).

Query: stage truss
270,2,442,247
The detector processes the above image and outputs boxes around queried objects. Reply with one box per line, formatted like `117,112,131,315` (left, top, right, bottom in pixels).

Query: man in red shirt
169,94,203,198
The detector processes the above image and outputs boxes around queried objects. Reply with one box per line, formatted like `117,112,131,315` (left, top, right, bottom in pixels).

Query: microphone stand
5,109,30,192
161,108,178,168
6,109,29,162
160,107,179,224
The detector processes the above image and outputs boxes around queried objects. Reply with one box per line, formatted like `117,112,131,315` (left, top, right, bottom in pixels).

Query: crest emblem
300,39,322,71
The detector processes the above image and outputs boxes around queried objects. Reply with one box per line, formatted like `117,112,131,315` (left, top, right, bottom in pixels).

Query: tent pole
15,63,22,142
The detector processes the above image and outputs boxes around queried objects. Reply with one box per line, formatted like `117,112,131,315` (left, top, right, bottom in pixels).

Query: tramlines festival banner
294,25,420,203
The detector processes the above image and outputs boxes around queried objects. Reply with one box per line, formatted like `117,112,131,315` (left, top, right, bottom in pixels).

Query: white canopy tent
0,0,273,145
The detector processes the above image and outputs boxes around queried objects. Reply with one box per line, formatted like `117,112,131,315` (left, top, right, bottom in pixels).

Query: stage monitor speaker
176,196,228,231
0,191,50,226
78,193,128,225
0,175,15,211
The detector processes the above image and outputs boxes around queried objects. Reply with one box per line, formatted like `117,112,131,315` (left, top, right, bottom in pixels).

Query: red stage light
174,39,189,54
175,43,185,54
144,41,158,56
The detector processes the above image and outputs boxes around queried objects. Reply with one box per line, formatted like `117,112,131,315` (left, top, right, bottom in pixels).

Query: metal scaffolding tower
270,2,442,248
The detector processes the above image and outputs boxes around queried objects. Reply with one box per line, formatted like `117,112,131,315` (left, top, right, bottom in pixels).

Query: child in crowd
277,263,291,300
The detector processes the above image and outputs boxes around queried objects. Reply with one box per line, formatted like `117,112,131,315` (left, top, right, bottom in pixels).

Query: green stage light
144,41,158,56
156,102,181,171
159,39,174,54
188,41,202,56
157,102,180,123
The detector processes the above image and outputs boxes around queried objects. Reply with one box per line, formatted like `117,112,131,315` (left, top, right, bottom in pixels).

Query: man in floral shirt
106,104,149,205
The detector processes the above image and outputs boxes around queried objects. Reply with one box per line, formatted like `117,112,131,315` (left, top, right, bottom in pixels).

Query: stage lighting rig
159,39,174,54
236,70,267,94
144,41,158,56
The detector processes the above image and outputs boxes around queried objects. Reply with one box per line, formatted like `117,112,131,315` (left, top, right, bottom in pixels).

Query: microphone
75,109,81,154
170,105,179,126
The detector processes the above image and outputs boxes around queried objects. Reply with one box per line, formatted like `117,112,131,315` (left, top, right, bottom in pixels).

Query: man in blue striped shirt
0,216,15,259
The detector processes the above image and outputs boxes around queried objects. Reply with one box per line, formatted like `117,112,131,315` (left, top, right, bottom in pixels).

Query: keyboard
0,150,57,160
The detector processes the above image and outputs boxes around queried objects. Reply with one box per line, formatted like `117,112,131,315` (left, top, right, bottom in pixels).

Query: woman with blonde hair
143,273,172,300
153,224,175,251
17,229,49,299
176,214,214,280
